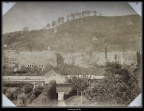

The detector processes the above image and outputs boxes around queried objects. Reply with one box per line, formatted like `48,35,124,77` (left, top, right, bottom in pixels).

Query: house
89,51,106,66
61,53,73,65
122,51,137,65
107,51,124,64
18,49,57,69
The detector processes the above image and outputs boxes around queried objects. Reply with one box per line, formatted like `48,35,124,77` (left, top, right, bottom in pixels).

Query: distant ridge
3,2,137,33
3,15,141,52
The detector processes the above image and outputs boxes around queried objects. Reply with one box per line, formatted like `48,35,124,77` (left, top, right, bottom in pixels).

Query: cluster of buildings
3,70,104,101
3,47,57,70
3,70,104,85
60,51,138,67
3,46,139,71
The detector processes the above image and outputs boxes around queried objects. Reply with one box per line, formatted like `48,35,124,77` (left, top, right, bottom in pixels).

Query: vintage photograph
2,2,142,107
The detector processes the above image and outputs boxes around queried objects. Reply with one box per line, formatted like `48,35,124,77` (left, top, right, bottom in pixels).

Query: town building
122,51,137,65
18,48,57,69
89,51,137,66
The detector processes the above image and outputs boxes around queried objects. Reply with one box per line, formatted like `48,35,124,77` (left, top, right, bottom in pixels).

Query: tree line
44,10,102,29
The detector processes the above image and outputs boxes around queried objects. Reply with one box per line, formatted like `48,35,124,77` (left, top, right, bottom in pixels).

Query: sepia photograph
2,1,142,107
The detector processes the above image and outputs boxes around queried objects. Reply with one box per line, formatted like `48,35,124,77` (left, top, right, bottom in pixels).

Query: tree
93,11,97,16
87,10,90,16
82,11,85,17
31,65,41,74
70,13,75,20
66,75,91,103
52,21,56,27
67,15,70,21
61,17,64,24
83,10,88,17
20,65,27,73
55,52,64,66
105,46,108,61
78,12,81,18
133,51,142,90
46,23,50,28
75,12,80,19
58,17,64,25
85,62,140,105
99,13,102,16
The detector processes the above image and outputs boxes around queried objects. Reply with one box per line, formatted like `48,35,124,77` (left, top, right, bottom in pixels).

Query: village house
122,51,137,65
89,51,106,66
18,48,57,69
61,52,90,67
89,51,137,66
107,51,124,64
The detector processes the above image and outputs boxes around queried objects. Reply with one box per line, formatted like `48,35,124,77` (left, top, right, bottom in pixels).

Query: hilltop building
23,27,29,34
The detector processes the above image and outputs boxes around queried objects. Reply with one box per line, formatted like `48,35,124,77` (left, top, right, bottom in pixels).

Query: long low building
3,70,66,86
3,70,105,86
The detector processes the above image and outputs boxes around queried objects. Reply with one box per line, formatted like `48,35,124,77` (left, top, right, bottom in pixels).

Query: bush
34,86,44,98
5,87,17,100
22,83,33,93
2,87,7,94
28,80,57,106
64,88,77,100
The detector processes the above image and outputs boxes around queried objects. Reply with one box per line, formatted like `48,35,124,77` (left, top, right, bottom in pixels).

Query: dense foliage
85,62,140,105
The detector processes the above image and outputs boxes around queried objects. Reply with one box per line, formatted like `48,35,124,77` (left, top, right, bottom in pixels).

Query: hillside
3,15,142,52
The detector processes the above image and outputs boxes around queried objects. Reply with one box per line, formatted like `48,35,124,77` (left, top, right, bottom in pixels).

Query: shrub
34,86,44,98
22,83,33,93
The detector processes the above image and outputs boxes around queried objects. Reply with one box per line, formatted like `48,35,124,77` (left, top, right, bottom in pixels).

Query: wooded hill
3,15,141,53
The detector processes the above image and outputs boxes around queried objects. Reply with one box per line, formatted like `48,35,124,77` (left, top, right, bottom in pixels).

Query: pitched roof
44,70,57,78
20,59,48,66
19,50,56,60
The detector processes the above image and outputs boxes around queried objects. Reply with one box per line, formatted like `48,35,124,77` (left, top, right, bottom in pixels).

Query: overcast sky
3,2,137,34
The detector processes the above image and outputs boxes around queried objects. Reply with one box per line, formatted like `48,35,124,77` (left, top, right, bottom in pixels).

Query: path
58,100,66,106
